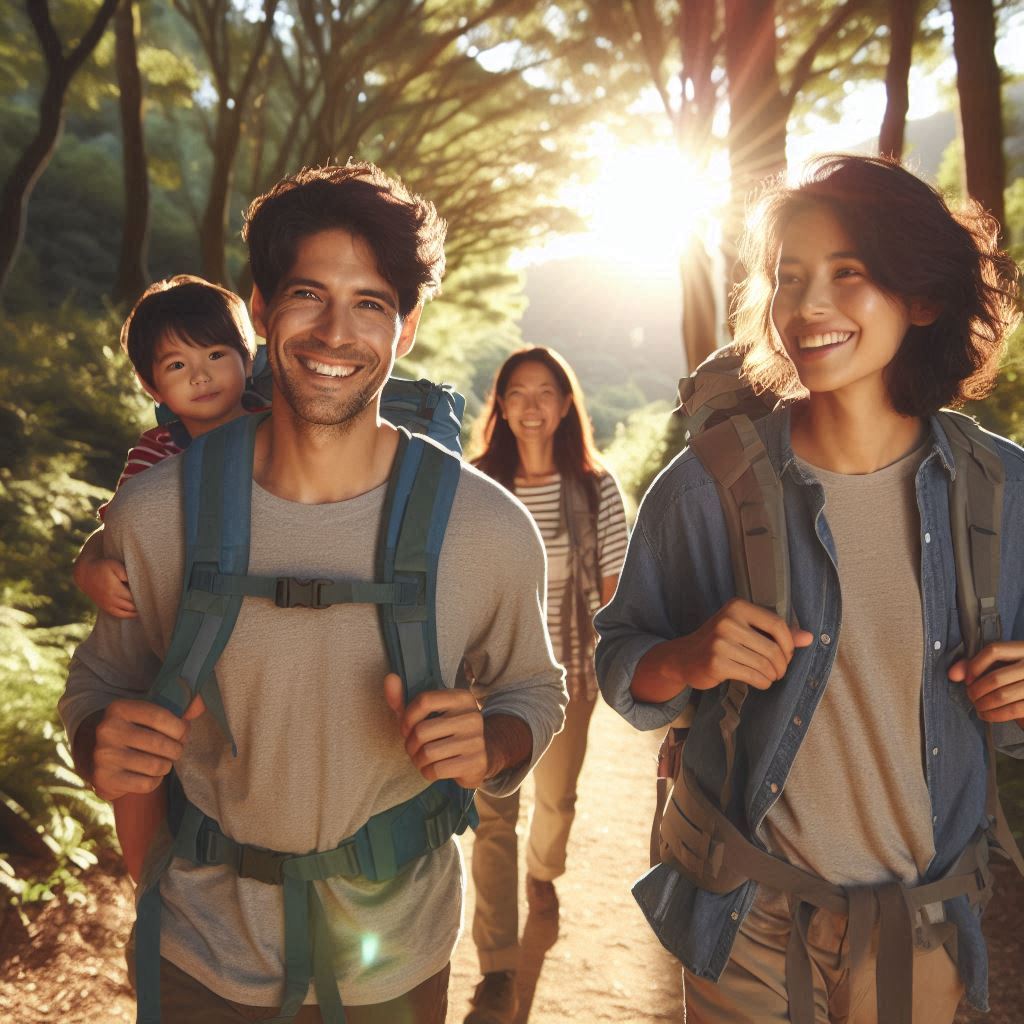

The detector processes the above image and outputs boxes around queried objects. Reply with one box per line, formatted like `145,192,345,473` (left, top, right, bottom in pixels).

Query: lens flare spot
361,933,380,966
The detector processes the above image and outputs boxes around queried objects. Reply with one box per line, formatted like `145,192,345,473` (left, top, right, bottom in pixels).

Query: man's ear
909,298,941,327
396,305,424,360
251,285,269,339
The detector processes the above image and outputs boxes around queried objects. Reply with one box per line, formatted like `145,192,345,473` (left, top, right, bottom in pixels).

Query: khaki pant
131,955,449,1023
684,890,963,1024
470,691,596,972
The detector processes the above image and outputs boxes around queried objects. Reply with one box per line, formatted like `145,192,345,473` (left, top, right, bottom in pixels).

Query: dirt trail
1,699,1021,1023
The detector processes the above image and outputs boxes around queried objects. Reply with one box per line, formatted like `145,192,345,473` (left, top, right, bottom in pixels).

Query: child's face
770,205,933,406
146,331,250,437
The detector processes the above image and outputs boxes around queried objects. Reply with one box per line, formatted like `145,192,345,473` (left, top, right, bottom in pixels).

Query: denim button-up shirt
594,409,1024,1011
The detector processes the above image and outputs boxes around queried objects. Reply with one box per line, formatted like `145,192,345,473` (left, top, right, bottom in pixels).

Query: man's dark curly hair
733,154,1021,417
243,162,447,318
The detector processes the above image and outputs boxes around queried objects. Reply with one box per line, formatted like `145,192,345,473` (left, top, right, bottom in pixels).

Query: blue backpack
136,367,474,1024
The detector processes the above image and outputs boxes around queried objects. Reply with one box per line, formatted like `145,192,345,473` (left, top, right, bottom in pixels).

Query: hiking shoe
464,971,518,1024
525,874,559,915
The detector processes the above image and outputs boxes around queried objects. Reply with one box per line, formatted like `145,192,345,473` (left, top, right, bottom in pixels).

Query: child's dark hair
242,162,446,318
733,154,1021,416
472,346,605,504
121,275,257,388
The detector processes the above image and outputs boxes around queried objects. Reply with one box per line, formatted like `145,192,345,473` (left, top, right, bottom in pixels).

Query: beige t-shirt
762,443,936,887
60,447,566,1006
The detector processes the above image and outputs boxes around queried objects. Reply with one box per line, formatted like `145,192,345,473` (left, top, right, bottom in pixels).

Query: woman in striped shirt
464,346,628,1024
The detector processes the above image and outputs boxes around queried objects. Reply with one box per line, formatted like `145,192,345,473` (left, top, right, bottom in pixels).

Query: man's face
252,229,419,430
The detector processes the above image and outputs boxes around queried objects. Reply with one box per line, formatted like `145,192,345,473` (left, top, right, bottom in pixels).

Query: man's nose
316,302,355,347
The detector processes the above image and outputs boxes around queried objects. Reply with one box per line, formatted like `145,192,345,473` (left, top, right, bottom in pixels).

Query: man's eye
293,288,318,300
358,299,385,311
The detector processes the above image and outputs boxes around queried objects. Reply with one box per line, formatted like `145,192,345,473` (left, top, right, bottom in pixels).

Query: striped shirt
514,471,628,697
97,425,183,520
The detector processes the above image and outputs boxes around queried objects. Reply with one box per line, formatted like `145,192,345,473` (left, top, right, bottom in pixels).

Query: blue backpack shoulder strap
146,411,265,748
378,428,461,703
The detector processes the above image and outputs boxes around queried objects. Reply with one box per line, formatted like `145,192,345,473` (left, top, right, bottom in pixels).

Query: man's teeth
300,357,357,377
797,330,852,350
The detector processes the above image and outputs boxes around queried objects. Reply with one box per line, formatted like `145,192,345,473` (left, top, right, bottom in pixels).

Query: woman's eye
835,266,862,280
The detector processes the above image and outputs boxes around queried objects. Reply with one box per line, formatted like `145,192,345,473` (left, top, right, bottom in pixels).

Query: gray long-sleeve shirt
60,451,566,1006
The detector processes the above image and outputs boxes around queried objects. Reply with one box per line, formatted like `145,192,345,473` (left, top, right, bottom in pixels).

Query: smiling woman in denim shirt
595,155,1024,1024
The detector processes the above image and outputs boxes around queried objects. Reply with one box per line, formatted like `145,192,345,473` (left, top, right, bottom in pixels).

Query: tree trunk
722,0,788,336
723,0,788,198
199,105,243,285
681,238,718,374
950,0,1006,235
878,0,918,158
113,0,150,305
0,0,118,303
0,73,67,301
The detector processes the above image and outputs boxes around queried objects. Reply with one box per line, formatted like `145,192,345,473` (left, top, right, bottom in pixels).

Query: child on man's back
73,275,258,880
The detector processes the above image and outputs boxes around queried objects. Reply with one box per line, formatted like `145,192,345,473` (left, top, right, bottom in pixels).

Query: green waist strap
135,779,476,1024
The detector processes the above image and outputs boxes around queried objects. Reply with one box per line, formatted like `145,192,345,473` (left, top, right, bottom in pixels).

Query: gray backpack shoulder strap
688,414,790,809
939,410,1024,876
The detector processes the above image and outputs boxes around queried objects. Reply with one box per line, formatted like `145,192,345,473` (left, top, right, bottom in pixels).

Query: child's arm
73,528,138,618
113,786,168,884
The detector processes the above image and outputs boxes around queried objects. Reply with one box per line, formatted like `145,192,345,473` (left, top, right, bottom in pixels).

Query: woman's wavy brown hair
732,154,1021,416
472,346,604,500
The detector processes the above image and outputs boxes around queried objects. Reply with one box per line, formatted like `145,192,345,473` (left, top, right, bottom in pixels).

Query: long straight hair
473,346,604,502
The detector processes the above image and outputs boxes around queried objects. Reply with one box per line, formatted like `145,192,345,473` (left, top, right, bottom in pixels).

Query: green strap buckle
275,578,333,609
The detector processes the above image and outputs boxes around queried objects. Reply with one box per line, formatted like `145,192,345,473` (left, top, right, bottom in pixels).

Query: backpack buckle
235,843,290,884
275,577,332,609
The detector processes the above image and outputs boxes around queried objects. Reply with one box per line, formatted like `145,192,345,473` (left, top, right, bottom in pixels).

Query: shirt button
820,633,832,646
809,678,820,689
933,815,938,824
933,640,942,651
730,911,739,921
932,747,940,756
770,782,779,794
793,715,803,727
925,532,931,543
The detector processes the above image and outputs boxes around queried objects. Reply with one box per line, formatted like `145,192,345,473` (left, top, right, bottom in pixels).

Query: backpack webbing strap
134,778,474,1024
689,415,790,809
188,569,419,609
147,415,265,750
377,433,461,704
940,412,1024,877
559,475,601,670
662,765,992,1024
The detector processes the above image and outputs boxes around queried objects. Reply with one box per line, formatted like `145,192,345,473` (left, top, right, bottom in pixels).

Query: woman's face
770,204,933,404
497,360,572,445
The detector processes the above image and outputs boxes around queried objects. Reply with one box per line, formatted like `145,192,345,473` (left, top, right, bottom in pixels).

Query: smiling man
59,163,567,1024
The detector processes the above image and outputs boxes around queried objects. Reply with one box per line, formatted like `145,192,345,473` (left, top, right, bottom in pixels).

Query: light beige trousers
470,691,597,973
684,891,964,1024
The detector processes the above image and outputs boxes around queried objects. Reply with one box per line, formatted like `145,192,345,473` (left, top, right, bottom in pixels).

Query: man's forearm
483,713,533,780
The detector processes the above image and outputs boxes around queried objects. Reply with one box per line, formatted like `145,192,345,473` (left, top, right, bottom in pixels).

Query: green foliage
0,304,148,622
600,399,676,513
0,607,112,906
